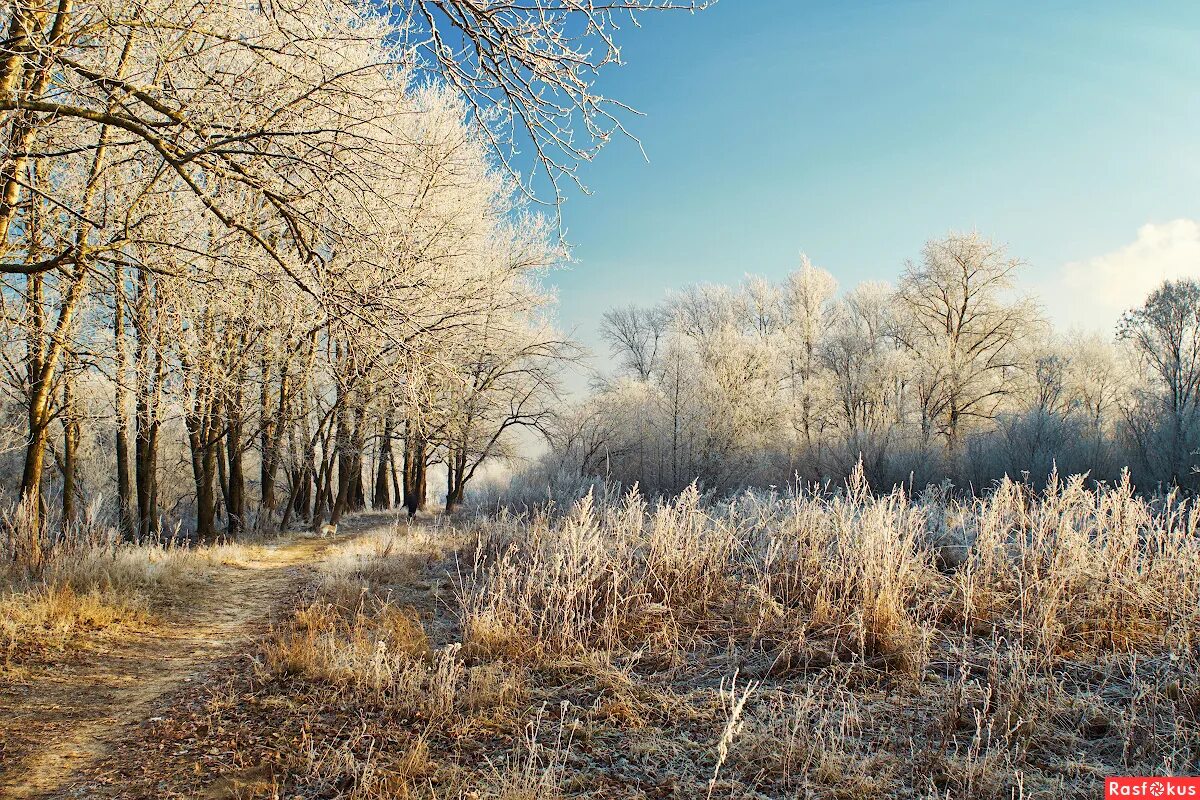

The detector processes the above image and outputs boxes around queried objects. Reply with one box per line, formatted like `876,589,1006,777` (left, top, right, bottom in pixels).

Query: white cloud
1045,220,1200,333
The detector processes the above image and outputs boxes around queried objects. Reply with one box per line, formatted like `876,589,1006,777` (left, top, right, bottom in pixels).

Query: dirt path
0,523,372,800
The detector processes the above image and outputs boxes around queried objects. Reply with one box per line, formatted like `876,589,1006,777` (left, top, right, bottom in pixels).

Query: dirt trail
0,524,369,800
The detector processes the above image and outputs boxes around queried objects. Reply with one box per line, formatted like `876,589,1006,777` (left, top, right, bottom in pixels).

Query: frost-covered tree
1118,278,1200,486
781,260,839,461
893,232,1042,453
0,0,703,532
600,305,669,381
820,281,904,479
531,233,1184,496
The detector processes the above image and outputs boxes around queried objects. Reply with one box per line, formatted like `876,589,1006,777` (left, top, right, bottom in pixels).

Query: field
3,473,1197,799
4,2,1198,798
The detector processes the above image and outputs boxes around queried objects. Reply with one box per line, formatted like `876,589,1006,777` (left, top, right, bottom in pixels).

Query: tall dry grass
450,468,1200,791
260,522,524,718
460,469,1200,672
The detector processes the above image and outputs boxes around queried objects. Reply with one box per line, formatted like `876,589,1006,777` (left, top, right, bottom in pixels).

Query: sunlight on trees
543,233,1196,497
0,0,697,536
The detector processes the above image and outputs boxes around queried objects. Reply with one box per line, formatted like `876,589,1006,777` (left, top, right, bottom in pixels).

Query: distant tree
1063,333,1125,432
440,316,569,511
1119,279,1200,418
1030,350,1068,419
781,259,839,467
600,305,668,381
822,282,901,440
547,390,637,480
671,284,738,347
894,232,1041,453
740,275,784,337
1118,278,1200,485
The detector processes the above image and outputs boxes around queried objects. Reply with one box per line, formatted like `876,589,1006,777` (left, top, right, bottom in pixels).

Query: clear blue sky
542,0,1200,374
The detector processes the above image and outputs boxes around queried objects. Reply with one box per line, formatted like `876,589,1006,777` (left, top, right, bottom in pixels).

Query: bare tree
1119,279,1200,418
782,259,838,464
407,0,710,199
822,281,902,442
893,232,1041,453
600,305,667,381
1064,332,1125,432
1118,278,1200,484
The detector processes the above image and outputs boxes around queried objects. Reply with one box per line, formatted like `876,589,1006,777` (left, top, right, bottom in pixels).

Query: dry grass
1,500,266,670
445,469,1200,796
236,521,557,799
462,471,1200,671
259,523,522,718
50,475,1200,798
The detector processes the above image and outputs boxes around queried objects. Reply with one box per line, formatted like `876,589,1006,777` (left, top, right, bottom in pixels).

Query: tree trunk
113,270,134,538
19,265,88,533
225,376,245,535
390,447,401,505
19,271,48,531
444,445,468,512
261,355,290,518
260,354,276,513
217,432,230,525
947,400,961,457
296,424,314,521
348,402,366,511
194,438,219,544
280,398,317,534
313,411,336,528
186,387,220,544
330,395,351,525
61,367,80,525
403,420,426,518
19,415,48,530
133,266,160,538
292,386,315,523
445,455,457,512
374,409,393,509
418,460,428,511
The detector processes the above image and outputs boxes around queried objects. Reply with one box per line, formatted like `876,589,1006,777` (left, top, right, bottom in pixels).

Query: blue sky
540,1,1200,373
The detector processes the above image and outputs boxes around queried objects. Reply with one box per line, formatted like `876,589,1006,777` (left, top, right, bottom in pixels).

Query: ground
2,493,1196,800
0,516,384,800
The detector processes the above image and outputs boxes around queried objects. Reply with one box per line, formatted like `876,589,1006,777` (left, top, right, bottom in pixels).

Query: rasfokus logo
1107,778,1200,798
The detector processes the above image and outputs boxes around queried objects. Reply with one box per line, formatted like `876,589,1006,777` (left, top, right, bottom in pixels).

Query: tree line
540,232,1200,496
0,0,701,540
